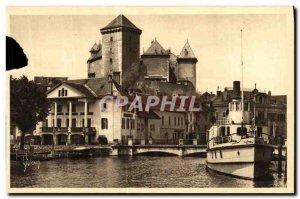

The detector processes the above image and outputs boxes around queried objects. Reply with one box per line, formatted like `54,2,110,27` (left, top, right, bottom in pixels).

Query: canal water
10,157,286,188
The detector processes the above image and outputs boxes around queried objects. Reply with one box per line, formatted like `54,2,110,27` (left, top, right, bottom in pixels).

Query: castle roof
89,43,101,53
88,43,102,63
178,41,197,59
143,40,169,56
100,14,141,33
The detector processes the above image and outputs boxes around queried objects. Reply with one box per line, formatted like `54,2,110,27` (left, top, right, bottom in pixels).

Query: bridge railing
129,139,203,146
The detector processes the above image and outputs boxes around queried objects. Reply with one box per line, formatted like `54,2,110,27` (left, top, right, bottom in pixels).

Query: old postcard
6,6,294,194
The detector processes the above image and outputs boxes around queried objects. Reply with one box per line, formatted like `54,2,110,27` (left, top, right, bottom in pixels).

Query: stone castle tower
177,41,198,87
87,15,198,93
141,39,171,82
88,15,142,84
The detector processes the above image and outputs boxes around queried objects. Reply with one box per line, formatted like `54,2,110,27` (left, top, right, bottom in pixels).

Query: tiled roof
143,40,169,56
47,78,128,98
178,41,197,59
64,82,96,98
100,14,141,32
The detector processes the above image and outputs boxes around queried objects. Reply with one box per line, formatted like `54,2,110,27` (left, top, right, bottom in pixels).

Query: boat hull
207,161,270,179
206,143,273,179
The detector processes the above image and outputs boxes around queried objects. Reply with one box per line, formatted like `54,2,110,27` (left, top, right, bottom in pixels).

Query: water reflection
10,156,287,188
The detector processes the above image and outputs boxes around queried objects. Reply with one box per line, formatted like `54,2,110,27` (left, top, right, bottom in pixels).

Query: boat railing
216,118,231,125
211,132,273,145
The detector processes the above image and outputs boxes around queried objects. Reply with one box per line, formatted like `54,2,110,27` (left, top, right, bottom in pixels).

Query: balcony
40,127,68,133
71,127,84,132
56,127,68,132
41,127,55,132
41,127,96,133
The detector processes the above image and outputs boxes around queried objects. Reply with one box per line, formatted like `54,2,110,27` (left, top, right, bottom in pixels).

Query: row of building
10,15,287,146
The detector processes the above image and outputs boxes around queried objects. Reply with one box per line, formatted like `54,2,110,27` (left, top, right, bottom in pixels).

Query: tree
10,76,50,150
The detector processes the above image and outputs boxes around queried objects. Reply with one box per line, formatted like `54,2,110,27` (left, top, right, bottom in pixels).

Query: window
215,112,219,120
137,123,140,132
110,36,113,41
87,119,91,127
169,116,171,125
57,119,61,127
102,103,107,112
219,126,226,137
110,58,113,63
237,127,247,136
66,119,69,127
81,119,85,127
236,103,239,111
181,117,183,127
227,126,230,136
141,123,145,132
72,104,76,112
244,102,249,111
62,88,64,96
58,90,61,97
110,48,112,53
130,119,135,129
222,112,226,117
57,105,62,112
257,127,262,137
122,118,125,129
126,118,129,129
150,124,155,132
174,117,176,126
101,118,108,129
72,119,76,127
178,117,180,126
65,90,68,96
88,72,95,78
162,116,164,125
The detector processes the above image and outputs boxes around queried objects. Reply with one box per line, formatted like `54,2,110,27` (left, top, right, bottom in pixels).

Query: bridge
110,138,207,156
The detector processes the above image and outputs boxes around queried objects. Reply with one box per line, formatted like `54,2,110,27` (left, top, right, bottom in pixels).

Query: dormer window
185,49,188,56
58,88,68,97
258,96,263,104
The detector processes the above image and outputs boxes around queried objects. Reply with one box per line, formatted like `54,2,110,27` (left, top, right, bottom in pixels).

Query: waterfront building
210,81,287,140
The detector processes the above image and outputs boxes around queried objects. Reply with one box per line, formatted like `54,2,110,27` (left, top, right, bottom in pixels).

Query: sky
7,9,293,95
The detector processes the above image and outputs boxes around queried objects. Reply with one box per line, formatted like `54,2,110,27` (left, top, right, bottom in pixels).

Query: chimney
232,81,241,99
112,71,120,85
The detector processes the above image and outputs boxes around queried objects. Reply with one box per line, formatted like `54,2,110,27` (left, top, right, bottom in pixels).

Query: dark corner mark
6,36,28,71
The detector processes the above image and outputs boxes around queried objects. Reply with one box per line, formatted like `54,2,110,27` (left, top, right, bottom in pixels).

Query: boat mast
240,29,244,124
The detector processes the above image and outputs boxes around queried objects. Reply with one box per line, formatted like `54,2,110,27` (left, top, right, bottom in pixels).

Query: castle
87,15,198,96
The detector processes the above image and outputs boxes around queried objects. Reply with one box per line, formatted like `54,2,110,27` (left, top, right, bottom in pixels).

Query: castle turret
100,14,142,85
177,41,198,88
87,42,102,78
